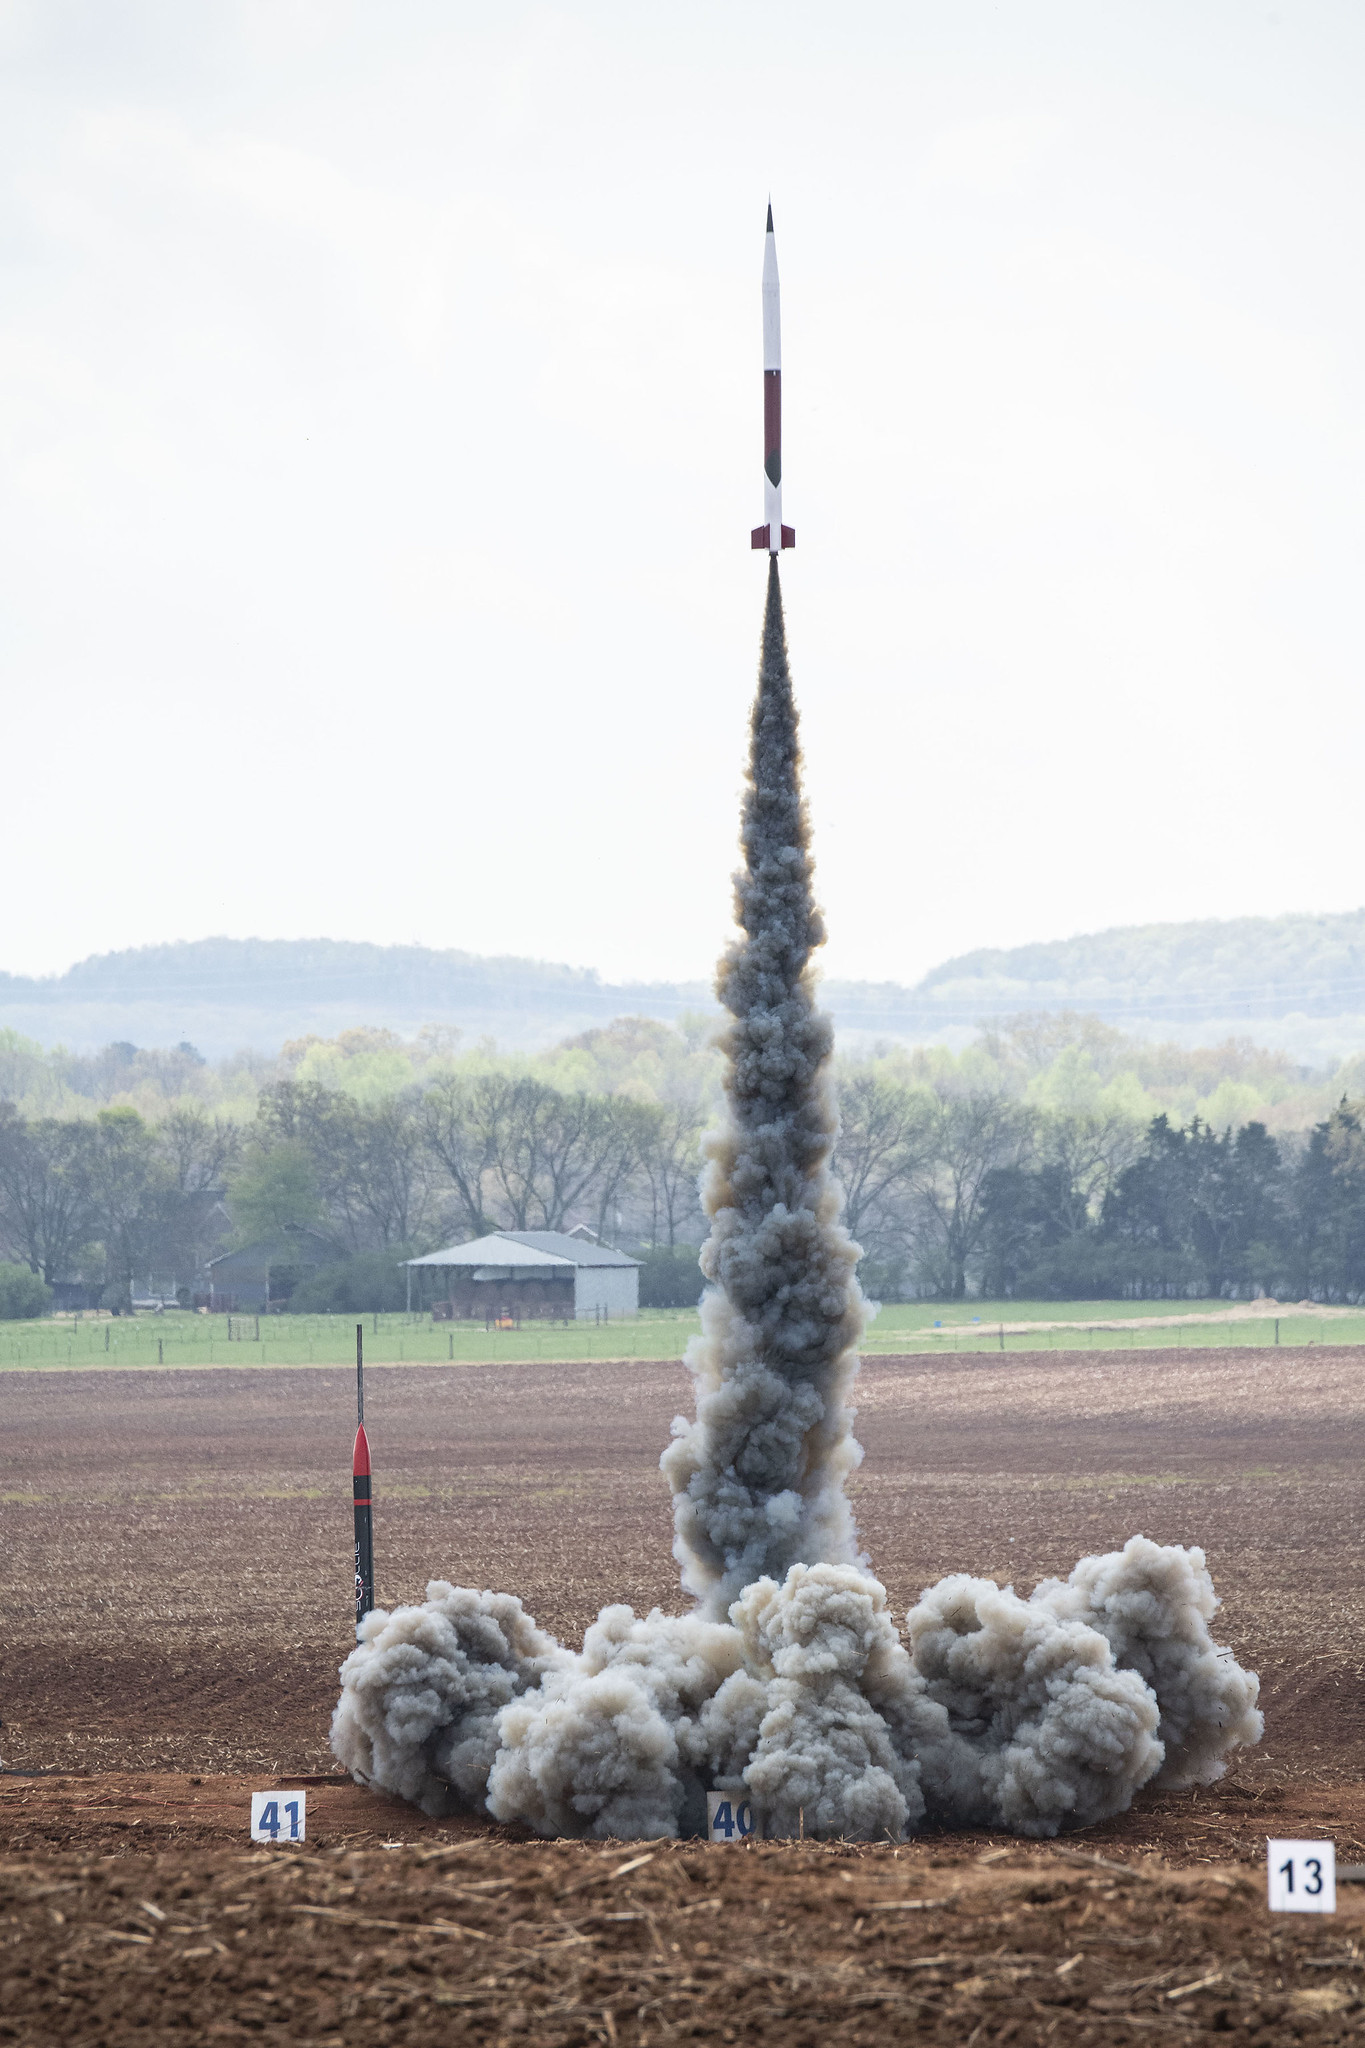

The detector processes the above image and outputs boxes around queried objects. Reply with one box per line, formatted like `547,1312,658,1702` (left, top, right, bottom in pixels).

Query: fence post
999,1323,1005,1352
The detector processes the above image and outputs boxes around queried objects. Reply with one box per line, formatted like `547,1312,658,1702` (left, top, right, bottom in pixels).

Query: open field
6,1297,1365,1371
6,1343,1365,2042
6,1343,1364,1782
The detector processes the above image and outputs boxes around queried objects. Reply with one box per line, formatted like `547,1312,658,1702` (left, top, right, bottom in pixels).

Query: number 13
1279,1857,1323,1896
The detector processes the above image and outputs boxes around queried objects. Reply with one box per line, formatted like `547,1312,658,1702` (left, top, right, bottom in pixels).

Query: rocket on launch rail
751,202,795,556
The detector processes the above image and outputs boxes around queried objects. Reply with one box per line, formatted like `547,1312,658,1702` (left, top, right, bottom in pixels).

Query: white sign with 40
706,1789,756,1843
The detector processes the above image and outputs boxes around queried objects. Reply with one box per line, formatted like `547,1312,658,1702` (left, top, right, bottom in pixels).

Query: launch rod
353,1321,375,1632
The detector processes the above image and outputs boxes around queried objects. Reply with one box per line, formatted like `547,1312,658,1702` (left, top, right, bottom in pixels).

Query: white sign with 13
1267,1839,1335,1913
250,1790,307,1844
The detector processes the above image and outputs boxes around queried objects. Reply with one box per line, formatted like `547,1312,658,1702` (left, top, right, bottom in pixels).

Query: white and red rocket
751,203,795,555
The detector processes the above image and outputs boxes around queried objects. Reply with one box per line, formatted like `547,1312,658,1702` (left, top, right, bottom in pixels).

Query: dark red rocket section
764,371,781,486
353,1422,374,1627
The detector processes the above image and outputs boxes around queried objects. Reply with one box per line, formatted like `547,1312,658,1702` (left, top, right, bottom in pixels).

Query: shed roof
405,1230,640,1270
502,1231,640,1267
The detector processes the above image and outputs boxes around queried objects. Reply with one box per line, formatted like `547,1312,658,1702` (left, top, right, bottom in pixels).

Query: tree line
0,1076,711,1312
6,1026,1365,1313
837,1083,1365,1301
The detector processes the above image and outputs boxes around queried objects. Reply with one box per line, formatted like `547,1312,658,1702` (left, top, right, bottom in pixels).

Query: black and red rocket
751,203,795,555
353,1421,374,1628
353,1322,374,1632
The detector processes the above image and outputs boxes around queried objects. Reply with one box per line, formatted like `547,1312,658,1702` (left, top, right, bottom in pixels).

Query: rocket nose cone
765,201,773,233
353,1423,371,1478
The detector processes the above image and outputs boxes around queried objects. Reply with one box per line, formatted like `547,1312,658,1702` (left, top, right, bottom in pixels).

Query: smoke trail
330,564,1262,1838
661,558,866,1616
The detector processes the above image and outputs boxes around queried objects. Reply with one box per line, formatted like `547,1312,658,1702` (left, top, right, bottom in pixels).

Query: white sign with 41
250,1791,307,1843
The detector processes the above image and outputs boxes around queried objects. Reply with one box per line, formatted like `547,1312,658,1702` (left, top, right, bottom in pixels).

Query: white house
404,1230,640,1321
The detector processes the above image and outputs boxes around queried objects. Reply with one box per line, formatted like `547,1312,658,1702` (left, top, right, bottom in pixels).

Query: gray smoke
660,560,866,1618
1030,1535,1264,1789
331,562,1262,1837
331,1584,570,1818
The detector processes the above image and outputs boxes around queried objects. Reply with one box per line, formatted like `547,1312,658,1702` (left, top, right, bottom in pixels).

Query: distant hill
0,939,712,1058
914,911,1365,1026
5,915,1365,1061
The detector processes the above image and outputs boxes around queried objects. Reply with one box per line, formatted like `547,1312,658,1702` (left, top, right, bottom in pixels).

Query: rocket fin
780,526,795,548
751,526,770,549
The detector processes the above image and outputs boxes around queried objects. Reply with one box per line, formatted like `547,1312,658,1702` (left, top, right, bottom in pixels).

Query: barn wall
436,1277,575,1321
573,1265,639,1319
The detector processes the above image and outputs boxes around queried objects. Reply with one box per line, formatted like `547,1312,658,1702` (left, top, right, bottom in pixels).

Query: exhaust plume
661,558,866,1616
331,563,1261,1837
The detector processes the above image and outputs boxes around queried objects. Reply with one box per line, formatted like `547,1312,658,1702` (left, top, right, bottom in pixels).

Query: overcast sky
4,1,1364,988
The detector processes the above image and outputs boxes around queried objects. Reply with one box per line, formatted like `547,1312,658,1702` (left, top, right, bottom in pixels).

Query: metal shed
404,1230,640,1321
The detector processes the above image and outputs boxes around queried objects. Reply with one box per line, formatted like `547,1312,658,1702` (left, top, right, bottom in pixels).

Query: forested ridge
9,914,1365,1055
924,908,1365,1016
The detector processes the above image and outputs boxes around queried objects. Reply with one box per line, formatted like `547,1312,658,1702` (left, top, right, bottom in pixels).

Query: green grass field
1,1298,1361,1370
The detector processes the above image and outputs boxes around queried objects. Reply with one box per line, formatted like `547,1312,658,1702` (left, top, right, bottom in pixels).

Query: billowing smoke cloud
331,562,1262,1838
330,1585,570,1818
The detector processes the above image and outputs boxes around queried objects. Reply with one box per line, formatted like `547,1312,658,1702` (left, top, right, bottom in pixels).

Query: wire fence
2,1302,1364,1370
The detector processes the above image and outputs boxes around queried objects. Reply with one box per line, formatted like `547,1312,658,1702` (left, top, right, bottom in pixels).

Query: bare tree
160,1106,243,1194
1038,1109,1142,1234
420,1074,495,1237
636,1102,706,1247
913,1091,1035,1298
353,1094,437,1248
588,1097,662,1247
831,1069,931,1264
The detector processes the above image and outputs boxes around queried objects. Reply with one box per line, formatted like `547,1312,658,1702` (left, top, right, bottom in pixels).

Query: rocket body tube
353,1424,374,1629
752,203,795,555
352,1322,374,1631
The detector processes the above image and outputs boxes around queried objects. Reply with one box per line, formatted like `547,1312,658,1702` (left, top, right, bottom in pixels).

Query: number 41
256,1800,302,1840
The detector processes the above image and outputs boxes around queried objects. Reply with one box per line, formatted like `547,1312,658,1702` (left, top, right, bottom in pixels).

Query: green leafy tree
288,1252,408,1314
0,1261,52,1318
0,1107,96,1282
227,1143,326,1245
87,1107,163,1306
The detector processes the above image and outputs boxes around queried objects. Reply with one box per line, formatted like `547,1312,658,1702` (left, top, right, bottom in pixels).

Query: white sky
4,1,1365,987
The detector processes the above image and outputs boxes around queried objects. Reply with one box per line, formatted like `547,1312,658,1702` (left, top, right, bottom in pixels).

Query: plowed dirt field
5,1343,1365,2043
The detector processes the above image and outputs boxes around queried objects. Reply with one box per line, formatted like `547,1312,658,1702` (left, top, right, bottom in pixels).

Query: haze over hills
4,914,1365,1062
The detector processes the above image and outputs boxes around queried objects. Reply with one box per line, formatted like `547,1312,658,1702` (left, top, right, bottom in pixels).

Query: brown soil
4,1830,1365,2046
5,1344,1364,2042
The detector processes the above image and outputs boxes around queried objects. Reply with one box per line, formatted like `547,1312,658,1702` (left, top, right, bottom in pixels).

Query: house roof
207,1230,334,1273
405,1230,640,1270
